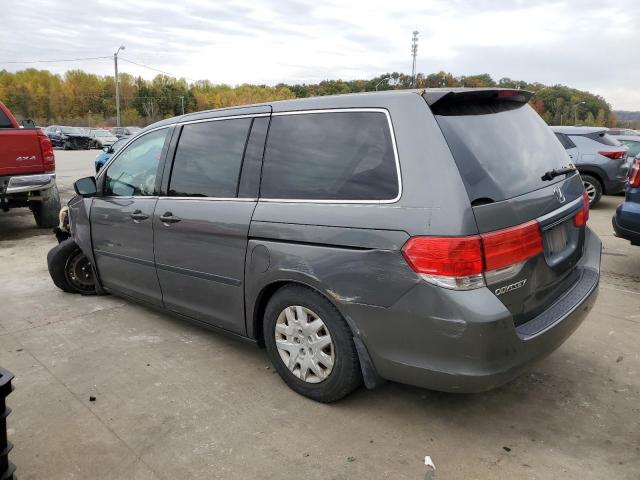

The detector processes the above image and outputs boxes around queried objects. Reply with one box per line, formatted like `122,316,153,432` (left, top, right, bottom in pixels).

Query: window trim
259,108,402,204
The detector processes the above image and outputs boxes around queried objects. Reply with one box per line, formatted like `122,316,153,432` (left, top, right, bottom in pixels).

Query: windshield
94,129,111,137
435,104,571,203
62,127,84,134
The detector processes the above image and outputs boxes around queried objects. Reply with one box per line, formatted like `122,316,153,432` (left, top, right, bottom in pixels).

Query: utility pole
114,45,125,127
180,96,185,115
411,30,419,88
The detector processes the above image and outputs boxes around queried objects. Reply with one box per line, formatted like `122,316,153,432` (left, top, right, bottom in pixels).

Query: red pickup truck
0,101,60,227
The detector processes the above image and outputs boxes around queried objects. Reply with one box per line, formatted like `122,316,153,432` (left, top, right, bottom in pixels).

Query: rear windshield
0,109,13,128
434,104,570,203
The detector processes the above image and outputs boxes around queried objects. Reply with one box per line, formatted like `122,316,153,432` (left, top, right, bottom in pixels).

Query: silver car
551,126,630,206
88,129,119,149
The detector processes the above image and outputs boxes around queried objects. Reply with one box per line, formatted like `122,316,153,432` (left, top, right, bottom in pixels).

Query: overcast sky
1,0,639,110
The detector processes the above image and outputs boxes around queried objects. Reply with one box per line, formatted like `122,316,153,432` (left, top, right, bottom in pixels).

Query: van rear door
428,90,590,326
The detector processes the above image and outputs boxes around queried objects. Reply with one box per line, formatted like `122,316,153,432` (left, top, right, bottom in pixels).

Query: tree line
0,68,616,128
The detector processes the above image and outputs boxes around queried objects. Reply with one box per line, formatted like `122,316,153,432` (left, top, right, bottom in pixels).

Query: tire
263,285,362,403
32,185,61,228
47,239,96,294
581,174,602,207
63,141,70,150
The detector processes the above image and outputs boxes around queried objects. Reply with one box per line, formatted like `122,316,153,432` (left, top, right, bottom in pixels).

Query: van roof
143,88,532,131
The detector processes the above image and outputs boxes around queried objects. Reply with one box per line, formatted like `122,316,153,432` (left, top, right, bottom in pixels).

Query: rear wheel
47,239,96,294
264,285,362,402
581,174,602,207
32,185,61,228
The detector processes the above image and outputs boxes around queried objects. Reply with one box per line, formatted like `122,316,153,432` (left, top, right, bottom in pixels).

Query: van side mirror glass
74,177,97,197
21,119,35,129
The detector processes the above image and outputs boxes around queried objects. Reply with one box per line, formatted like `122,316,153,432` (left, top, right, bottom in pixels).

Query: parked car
110,126,141,138
45,125,92,150
87,128,119,149
0,101,60,227
612,135,640,160
612,155,640,246
94,136,130,172
48,89,601,402
551,126,630,206
607,128,639,136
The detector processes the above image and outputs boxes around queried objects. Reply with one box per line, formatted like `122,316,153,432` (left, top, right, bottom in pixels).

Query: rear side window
169,118,251,197
0,109,13,128
554,132,576,150
260,111,398,201
435,105,570,203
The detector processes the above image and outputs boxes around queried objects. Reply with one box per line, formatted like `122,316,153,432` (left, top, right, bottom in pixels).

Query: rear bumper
1,173,56,195
613,197,640,245
603,177,627,195
346,228,602,393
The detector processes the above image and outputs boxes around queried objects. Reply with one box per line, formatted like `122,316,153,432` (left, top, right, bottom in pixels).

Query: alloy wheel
583,181,597,202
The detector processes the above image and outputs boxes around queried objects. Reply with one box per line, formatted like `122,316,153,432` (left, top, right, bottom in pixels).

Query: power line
118,57,196,82
1,56,111,64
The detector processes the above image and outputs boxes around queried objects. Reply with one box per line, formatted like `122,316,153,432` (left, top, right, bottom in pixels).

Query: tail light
37,129,55,173
629,157,640,188
598,150,627,160
402,221,543,290
574,191,590,227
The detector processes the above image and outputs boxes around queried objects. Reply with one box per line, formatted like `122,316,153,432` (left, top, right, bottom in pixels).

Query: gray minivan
48,89,601,402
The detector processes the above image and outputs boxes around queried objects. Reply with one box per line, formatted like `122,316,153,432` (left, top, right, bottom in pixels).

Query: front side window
261,111,398,201
104,128,168,196
168,118,251,197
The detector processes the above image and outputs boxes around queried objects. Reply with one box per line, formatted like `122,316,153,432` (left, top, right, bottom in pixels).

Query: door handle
159,212,181,224
130,210,149,221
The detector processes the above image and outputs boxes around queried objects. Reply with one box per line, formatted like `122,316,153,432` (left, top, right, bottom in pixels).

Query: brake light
402,221,543,290
629,157,640,188
37,129,55,172
481,221,543,271
599,150,627,160
574,191,590,227
497,89,519,97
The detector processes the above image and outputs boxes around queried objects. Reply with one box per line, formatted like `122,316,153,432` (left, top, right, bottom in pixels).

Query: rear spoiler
423,89,534,115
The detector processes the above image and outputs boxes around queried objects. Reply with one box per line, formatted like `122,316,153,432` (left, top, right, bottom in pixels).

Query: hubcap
65,251,95,292
274,306,335,383
583,181,597,201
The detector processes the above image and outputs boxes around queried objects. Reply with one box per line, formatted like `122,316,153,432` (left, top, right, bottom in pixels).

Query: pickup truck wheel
264,285,362,403
47,239,96,294
32,185,61,228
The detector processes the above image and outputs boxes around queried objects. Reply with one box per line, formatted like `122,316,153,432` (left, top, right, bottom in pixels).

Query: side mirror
21,119,35,129
74,177,97,197
103,146,110,153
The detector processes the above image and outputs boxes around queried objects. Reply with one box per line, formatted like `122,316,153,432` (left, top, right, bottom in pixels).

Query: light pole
375,76,391,91
114,45,125,127
180,95,185,115
411,31,419,87
574,101,585,126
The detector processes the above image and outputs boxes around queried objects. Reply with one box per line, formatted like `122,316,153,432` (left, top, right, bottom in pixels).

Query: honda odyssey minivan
48,89,601,402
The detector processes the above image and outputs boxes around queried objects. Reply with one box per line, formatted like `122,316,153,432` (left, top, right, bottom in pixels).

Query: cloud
1,0,638,109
